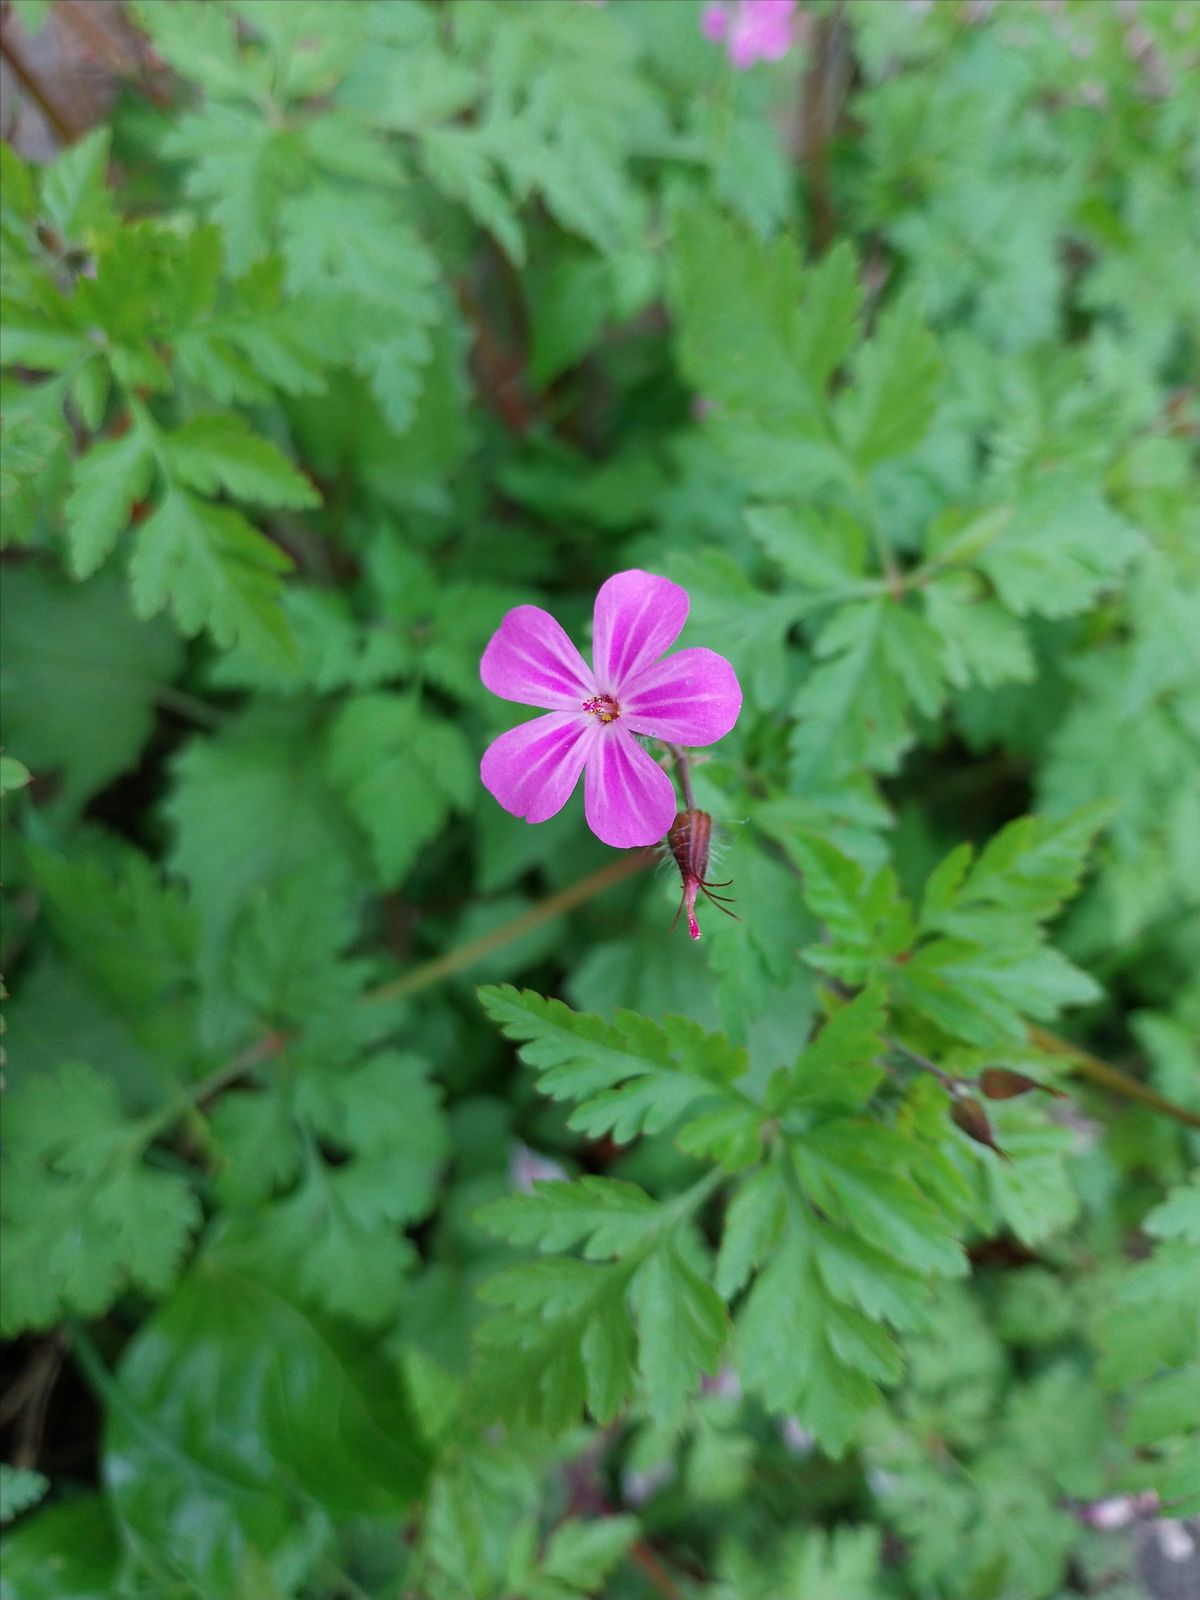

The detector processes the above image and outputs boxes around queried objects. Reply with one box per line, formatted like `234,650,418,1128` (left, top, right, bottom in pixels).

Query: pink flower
480,570,741,850
702,0,797,69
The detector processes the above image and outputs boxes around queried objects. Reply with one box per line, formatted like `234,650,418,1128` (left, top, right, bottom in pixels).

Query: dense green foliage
2,2,1198,1596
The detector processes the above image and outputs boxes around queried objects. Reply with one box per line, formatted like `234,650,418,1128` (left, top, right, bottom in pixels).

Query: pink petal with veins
591,570,689,691
583,724,679,848
621,646,742,746
481,712,596,824
480,604,595,711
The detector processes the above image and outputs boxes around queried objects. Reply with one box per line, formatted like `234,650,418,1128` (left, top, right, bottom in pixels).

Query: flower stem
362,849,658,1005
168,869,1200,1139
664,744,697,811
1028,1024,1200,1132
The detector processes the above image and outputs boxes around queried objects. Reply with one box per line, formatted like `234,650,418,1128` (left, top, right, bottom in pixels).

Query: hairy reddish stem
363,849,657,1005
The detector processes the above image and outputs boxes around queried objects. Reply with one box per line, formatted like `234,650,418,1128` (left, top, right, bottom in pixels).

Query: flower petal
621,647,742,746
481,605,595,711
728,0,796,67
701,4,730,41
584,725,678,849
481,712,596,824
592,570,689,692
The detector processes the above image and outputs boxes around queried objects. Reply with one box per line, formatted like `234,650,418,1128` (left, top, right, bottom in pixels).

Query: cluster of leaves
2,3,1198,1599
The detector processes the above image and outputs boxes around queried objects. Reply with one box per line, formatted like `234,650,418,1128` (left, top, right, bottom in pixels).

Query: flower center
583,693,620,724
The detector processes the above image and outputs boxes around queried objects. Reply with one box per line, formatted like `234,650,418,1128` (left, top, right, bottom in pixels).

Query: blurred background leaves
1,2,1198,1597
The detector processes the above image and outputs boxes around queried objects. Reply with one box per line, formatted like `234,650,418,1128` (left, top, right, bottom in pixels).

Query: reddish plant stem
1,19,81,142
363,849,657,1005
1027,1024,1200,1132
187,861,1200,1137
455,275,535,435
665,744,697,812
628,1541,692,1600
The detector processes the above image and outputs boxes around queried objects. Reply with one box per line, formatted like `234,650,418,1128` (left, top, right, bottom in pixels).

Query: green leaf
167,706,359,1034
130,488,297,665
1091,1180,1200,1513
0,405,71,547
734,1216,882,1457
982,1108,1080,1247
72,354,111,430
479,985,748,1145
421,126,524,264
299,1051,450,1201
717,1138,951,1457
792,598,947,782
1125,1364,1200,1451
0,1466,49,1527
524,252,611,387
165,414,320,509
0,306,86,373
64,429,157,579
478,1176,663,1260
1145,1177,1200,1245
898,936,1098,1047
104,1259,428,1593
0,754,32,794
1,566,182,813
209,1087,300,1210
1095,1234,1199,1389
27,839,197,1025
475,1258,637,1432
672,207,813,418
40,127,115,244
476,1221,728,1435
279,187,439,433
231,1157,419,1325
976,479,1142,619
768,1527,885,1600
632,1245,729,1425
920,804,1111,938
326,693,473,886
893,815,1107,1046
835,288,941,468
212,1047,447,1327
666,547,803,711
776,985,888,1111
536,1515,638,1595
228,857,363,1027
790,1122,966,1279
0,1497,120,1598
923,572,1034,690
746,503,869,592
130,0,263,101
794,239,863,393
0,1061,202,1334
165,107,299,276
715,1162,786,1300
785,833,913,986
175,265,325,404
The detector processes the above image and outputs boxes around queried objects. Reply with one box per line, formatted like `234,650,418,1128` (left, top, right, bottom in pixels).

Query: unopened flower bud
667,809,737,941
980,1067,1064,1100
951,1096,1010,1160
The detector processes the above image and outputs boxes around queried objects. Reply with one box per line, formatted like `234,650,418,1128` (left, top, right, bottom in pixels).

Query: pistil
583,693,621,724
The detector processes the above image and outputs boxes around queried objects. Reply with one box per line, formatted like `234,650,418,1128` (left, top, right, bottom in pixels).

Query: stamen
583,693,620,724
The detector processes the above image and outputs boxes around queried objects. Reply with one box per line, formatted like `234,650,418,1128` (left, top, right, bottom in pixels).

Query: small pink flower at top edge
702,4,730,41
702,0,797,68
479,570,741,851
